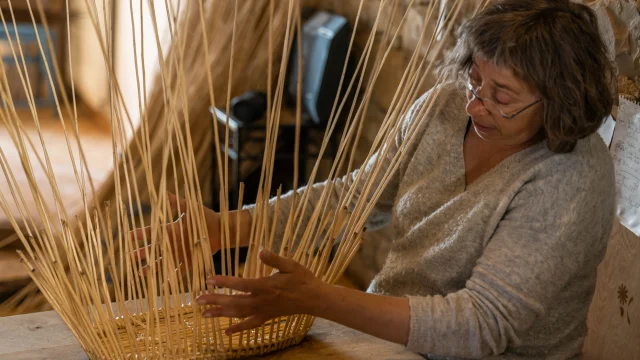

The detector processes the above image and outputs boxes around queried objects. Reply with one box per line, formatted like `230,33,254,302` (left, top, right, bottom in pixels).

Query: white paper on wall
610,96,640,236
598,115,616,147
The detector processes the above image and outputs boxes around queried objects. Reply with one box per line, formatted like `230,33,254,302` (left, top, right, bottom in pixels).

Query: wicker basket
86,304,313,359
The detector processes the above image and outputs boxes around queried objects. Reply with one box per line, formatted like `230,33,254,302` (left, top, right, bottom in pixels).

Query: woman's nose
466,96,490,117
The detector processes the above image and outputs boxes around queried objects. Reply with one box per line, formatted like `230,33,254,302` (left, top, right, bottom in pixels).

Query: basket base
89,305,314,359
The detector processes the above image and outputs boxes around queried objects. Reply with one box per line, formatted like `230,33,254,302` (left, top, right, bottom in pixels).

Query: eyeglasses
464,79,542,120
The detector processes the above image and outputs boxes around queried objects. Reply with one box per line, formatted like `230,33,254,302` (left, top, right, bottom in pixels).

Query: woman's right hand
130,192,221,275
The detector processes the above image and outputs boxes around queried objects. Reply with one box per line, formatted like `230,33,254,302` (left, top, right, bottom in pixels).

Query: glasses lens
465,80,509,117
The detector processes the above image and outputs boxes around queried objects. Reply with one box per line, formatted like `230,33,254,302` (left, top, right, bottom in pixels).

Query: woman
137,1,617,358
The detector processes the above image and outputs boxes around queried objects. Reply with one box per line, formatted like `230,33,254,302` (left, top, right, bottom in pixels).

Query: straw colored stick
165,2,213,290
323,9,436,259
78,0,158,203
292,0,302,195
27,0,89,211
0,0,471,357
23,1,118,256
342,0,404,187
247,0,297,281
0,8,70,238
263,187,282,277
34,0,103,218
285,0,383,255
349,1,464,235
104,202,144,358
141,0,215,352
0,146,40,240
321,0,449,284
221,1,240,273
234,182,245,278
335,2,451,246
17,251,104,357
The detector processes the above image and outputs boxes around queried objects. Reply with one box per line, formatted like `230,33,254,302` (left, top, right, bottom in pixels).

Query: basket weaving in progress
0,0,477,358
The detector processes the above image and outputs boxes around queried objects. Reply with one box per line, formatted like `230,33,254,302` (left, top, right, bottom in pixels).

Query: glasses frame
464,80,542,120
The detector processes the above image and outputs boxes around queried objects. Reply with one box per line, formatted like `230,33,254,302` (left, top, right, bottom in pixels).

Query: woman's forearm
212,208,412,344
226,210,253,248
308,282,411,346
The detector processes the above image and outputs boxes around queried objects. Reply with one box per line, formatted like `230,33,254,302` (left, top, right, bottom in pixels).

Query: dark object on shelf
209,106,339,211
231,91,268,125
208,7,351,224
286,10,352,124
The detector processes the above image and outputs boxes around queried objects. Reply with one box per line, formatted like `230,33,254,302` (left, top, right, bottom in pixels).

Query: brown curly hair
441,0,616,153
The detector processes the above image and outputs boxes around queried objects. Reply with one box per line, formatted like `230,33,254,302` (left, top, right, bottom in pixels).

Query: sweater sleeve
243,92,430,253
405,163,615,357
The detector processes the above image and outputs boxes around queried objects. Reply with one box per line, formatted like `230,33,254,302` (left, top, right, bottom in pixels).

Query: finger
137,257,164,277
137,256,183,277
225,315,270,335
139,265,149,277
132,222,178,250
196,293,253,306
129,226,152,243
207,276,265,293
153,260,186,278
202,306,253,319
166,218,184,245
133,244,153,261
259,249,301,274
167,192,188,213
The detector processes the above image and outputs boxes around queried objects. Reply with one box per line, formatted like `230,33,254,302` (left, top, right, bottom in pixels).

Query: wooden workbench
0,310,423,359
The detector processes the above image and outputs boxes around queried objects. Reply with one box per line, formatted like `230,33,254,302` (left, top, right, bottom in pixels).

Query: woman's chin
471,120,498,140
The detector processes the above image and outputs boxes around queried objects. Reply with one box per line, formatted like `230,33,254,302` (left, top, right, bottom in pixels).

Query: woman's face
465,56,544,147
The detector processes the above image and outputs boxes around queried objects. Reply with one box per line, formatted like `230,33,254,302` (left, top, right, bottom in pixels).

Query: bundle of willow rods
0,0,482,358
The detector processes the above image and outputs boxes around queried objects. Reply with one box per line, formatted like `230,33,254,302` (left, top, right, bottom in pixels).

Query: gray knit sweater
247,83,616,359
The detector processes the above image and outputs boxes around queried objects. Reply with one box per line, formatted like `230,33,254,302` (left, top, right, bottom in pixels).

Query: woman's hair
441,0,616,153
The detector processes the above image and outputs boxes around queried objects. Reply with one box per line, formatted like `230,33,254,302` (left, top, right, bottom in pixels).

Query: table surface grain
0,310,423,359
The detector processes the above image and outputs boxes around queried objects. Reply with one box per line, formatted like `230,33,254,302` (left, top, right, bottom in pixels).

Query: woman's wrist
214,210,252,250
302,280,335,317
236,210,252,248
298,280,411,346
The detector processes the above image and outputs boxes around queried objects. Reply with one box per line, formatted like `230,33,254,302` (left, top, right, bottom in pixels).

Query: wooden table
0,310,423,359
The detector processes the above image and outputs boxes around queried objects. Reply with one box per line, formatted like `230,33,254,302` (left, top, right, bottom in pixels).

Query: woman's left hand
196,248,325,335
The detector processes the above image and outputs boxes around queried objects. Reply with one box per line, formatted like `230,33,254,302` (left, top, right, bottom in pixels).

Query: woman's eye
495,92,511,105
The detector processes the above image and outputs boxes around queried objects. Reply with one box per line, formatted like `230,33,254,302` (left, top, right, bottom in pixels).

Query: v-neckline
454,117,542,193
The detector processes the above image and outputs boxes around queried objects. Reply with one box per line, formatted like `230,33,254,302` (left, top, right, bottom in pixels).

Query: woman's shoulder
517,133,616,215
544,134,614,193
502,134,615,257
